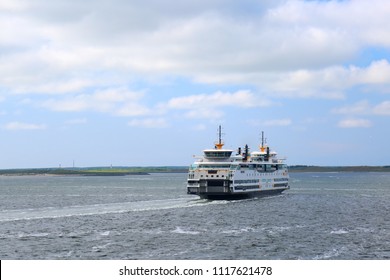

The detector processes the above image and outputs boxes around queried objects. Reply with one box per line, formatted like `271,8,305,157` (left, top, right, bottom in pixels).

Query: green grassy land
0,166,187,176
288,165,390,172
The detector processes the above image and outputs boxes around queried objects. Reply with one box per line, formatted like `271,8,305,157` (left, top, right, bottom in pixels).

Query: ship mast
215,125,224,150
261,131,264,148
260,131,266,152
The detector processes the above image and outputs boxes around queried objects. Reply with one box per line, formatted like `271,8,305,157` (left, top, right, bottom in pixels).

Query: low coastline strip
0,165,390,176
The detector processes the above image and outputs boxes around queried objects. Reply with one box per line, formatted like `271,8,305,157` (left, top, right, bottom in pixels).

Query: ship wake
0,198,227,222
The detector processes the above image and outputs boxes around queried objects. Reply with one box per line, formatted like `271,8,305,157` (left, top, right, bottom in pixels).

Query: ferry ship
187,126,289,200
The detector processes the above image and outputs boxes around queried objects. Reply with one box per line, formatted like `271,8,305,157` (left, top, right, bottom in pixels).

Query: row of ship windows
191,164,232,169
274,178,288,182
240,171,281,177
193,164,287,170
234,179,283,184
234,183,288,190
188,176,287,182
234,179,259,184
188,174,227,179
204,152,232,158
190,174,227,178
234,185,259,190
188,182,288,188
189,172,284,179
198,173,283,178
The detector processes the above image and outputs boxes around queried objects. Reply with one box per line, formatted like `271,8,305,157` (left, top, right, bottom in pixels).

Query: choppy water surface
0,172,389,259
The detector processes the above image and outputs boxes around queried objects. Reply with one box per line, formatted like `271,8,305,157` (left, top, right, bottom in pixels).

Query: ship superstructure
187,127,289,200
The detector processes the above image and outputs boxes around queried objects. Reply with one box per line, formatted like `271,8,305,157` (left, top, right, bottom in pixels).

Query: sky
1,0,390,168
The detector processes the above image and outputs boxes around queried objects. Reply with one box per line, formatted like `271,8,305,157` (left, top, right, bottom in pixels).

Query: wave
330,229,349,235
313,246,348,259
0,198,226,222
171,227,200,235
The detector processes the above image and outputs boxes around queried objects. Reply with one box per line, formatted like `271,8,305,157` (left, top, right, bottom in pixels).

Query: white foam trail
172,227,200,235
330,229,349,234
0,198,226,222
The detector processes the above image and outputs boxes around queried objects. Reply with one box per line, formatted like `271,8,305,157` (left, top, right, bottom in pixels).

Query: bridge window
204,151,232,158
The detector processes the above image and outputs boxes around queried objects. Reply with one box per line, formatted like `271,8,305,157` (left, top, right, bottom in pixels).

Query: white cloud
3,0,390,169
333,100,390,116
166,90,270,109
338,118,372,128
41,87,149,116
4,121,47,131
128,118,168,128
357,60,390,84
15,79,96,95
265,0,390,47
332,100,371,115
0,0,26,11
253,60,390,99
116,103,151,117
162,90,271,120
184,108,225,120
2,0,390,100
40,88,272,121
43,95,92,112
193,59,390,99
373,101,390,115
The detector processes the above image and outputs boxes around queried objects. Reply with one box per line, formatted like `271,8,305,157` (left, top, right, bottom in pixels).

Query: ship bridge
203,149,233,160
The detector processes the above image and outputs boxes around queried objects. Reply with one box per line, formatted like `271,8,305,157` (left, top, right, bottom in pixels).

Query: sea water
0,172,389,259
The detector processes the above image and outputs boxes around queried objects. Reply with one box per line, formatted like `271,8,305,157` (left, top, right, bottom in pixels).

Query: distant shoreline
0,165,389,176
288,165,390,173
0,166,187,176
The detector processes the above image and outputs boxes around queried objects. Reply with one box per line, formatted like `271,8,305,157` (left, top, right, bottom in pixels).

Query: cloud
333,100,389,128
373,101,390,115
128,118,168,128
357,60,390,85
333,100,390,116
4,121,47,131
166,90,270,109
249,59,390,99
2,0,390,100
0,0,26,11
41,87,150,116
264,0,390,47
40,87,272,121
15,78,97,95
338,118,372,128
332,100,371,115
163,90,271,120
115,102,152,117
184,108,225,120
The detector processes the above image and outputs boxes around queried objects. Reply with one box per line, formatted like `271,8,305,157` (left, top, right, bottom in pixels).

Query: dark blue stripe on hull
196,188,287,200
